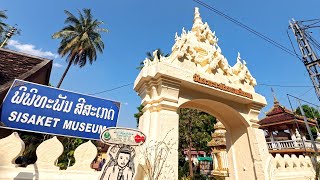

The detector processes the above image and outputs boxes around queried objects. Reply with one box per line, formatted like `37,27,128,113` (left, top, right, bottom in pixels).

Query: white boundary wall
0,132,318,180
0,132,100,180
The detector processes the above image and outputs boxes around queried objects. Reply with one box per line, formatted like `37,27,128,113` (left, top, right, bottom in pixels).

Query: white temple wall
270,154,316,180
0,132,100,180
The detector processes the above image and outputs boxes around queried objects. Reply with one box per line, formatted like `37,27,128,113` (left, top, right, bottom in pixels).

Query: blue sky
2,0,320,128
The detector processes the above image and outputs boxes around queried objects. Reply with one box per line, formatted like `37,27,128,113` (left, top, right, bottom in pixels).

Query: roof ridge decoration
271,88,279,106
142,7,257,93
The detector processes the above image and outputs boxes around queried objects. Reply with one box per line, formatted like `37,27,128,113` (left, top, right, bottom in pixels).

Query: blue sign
0,79,120,140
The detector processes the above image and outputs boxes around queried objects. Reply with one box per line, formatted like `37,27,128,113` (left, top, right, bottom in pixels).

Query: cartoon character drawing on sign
99,144,135,180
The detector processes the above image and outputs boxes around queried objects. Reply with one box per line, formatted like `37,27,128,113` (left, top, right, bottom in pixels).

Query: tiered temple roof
259,97,317,129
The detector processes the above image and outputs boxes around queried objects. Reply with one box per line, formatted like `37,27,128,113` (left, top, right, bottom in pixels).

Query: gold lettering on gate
193,74,253,99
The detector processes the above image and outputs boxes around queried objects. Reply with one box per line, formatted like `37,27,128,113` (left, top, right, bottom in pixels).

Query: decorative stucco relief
142,7,257,93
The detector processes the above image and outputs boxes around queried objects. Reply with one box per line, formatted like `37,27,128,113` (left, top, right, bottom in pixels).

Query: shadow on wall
13,162,45,180
14,172,34,180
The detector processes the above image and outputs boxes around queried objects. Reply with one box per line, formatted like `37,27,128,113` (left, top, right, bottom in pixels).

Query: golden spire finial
192,7,204,30
271,88,279,105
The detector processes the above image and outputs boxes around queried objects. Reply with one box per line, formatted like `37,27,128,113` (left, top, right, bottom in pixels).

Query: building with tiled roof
259,95,320,155
0,48,52,137
0,48,52,102
259,98,317,128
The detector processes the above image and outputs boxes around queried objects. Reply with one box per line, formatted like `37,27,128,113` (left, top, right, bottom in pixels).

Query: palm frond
64,10,79,25
0,10,8,34
0,10,8,19
95,27,108,33
77,9,85,27
146,52,153,60
137,48,169,70
83,9,92,24
93,38,104,53
52,27,77,39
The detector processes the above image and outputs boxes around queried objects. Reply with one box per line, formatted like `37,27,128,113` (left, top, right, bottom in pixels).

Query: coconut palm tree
136,48,169,70
52,9,108,88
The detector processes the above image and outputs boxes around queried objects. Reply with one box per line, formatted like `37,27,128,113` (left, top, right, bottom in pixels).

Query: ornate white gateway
134,7,269,180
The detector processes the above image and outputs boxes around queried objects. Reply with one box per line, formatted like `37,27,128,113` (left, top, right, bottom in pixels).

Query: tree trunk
187,117,194,178
188,143,194,178
57,60,72,88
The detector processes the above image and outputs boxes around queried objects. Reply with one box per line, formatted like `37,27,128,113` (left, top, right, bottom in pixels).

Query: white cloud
8,40,58,59
53,63,63,68
124,102,129,106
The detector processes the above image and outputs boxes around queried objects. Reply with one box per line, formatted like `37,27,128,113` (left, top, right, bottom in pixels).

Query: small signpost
99,127,146,180
0,79,121,140
100,127,146,146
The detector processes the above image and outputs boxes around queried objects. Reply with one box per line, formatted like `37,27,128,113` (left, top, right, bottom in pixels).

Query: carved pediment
141,7,257,94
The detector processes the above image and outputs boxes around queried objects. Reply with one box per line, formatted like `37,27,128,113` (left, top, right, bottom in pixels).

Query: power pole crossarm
290,19,320,101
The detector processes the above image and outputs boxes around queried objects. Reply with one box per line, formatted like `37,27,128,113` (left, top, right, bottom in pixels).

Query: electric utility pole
290,19,320,101
0,26,17,48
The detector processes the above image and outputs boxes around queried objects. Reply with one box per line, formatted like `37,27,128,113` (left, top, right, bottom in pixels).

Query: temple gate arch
134,7,269,180
179,99,259,179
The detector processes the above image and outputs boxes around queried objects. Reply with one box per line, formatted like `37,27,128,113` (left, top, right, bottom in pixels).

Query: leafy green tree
17,132,86,169
137,48,169,70
178,160,190,180
52,8,108,88
17,131,44,166
178,108,216,179
134,104,144,127
296,105,320,179
57,137,86,169
295,104,320,120
295,104,320,140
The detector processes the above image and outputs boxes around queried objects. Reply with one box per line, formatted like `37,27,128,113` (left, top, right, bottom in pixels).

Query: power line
287,94,320,108
88,4,316,95
301,19,320,28
87,82,314,95
300,18,320,23
88,83,133,95
299,87,314,97
192,0,303,61
257,84,313,88
287,29,303,61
